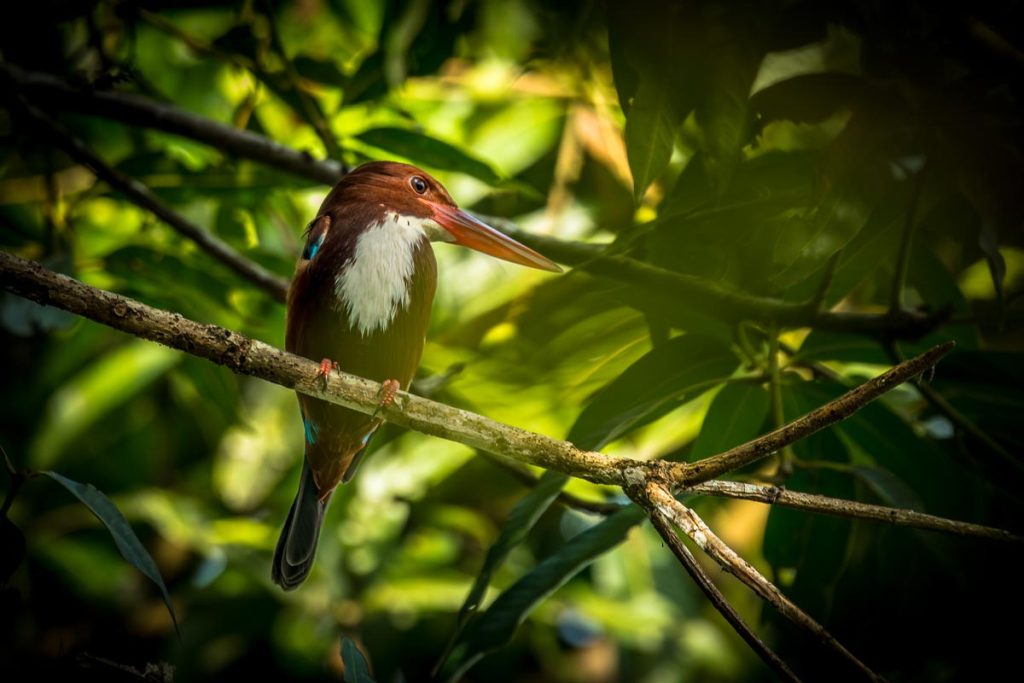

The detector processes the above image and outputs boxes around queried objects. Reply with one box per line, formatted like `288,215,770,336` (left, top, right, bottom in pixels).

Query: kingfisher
273,161,561,589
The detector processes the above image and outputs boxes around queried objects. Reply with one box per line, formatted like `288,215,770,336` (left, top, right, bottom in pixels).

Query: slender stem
646,508,802,683
259,3,345,162
807,251,840,312
8,95,290,303
480,451,624,516
886,342,1024,476
642,483,886,682
687,480,1022,544
889,166,927,314
768,324,794,478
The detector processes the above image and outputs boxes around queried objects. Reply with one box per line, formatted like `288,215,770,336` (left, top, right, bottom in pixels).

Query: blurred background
1,1,1023,681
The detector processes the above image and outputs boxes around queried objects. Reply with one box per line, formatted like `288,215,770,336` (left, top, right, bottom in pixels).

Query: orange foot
372,379,401,418
316,358,339,388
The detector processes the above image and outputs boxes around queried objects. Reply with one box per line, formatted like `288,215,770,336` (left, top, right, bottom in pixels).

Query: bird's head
316,161,561,272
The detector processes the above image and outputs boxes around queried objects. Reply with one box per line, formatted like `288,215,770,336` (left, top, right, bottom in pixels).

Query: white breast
334,212,427,336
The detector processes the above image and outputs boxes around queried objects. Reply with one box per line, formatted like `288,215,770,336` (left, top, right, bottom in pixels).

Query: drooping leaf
341,637,376,683
441,505,646,681
42,471,178,632
436,470,569,673
623,77,676,203
690,382,771,460
454,471,569,626
357,127,503,185
567,334,739,452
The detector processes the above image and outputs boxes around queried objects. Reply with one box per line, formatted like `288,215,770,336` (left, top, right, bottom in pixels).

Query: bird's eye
410,176,428,194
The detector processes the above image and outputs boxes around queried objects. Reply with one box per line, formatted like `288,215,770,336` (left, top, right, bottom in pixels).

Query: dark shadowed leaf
441,505,646,681
357,127,502,185
341,637,376,683
690,382,770,460
436,470,569,673
567,334,738,451
456,471,569,620
42,471,178,632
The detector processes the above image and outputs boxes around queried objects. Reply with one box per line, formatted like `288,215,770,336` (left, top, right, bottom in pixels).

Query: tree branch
0,251,964,495
0,250,644,486
0,61,345,185
7,94,290,303
687,480,1022,544
639,482,886,682
646,508,803,683
673,340,955,485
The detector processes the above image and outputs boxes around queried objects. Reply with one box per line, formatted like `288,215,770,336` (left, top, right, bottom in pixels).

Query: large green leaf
356,127,503,185
42,471,178,632
567,334,739,452
440,505,646,681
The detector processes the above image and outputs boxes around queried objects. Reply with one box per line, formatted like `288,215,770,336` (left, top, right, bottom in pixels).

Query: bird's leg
315,358,339,389
372,379,401,418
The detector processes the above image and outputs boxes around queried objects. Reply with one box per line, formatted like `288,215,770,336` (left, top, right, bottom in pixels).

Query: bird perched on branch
273,161,561,589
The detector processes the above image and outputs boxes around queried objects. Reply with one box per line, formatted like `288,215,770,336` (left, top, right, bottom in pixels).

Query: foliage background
2,1,1023,681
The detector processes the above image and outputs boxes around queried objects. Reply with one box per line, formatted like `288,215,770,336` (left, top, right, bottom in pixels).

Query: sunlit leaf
568,334,738,451
357,127,503,185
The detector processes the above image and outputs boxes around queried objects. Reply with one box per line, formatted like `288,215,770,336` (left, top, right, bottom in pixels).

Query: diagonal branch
638,482,886,682
646,508,803,683
7,94,290,303
674,340,954,485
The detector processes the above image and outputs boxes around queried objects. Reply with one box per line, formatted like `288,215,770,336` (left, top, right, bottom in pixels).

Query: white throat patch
334,212,427,336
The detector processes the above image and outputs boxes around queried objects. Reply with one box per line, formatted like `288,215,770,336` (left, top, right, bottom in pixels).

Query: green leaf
356,127,503,185
437,470,569,673
441,505,646,681
690,382,770,460
568,334,738,451
341,637,376,683
624,77,677,202
42,471,178,632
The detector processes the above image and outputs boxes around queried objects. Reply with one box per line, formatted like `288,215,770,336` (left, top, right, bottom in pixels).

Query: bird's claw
315,358,339,388
372,379,401,419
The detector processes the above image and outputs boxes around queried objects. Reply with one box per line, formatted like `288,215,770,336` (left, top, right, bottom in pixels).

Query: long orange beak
427,203,562,273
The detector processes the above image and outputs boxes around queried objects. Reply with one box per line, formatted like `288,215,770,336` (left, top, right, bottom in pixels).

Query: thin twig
885,342,1024,476
0,61,345,184
259,3,345,162
675,340,954,485
646,507,803,683
687,480,1023,544
642,482,886,682
7,95,290,303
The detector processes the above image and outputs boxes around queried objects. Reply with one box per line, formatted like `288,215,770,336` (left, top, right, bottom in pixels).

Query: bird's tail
272,460,330,590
